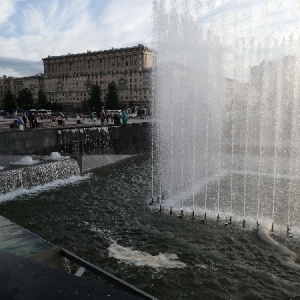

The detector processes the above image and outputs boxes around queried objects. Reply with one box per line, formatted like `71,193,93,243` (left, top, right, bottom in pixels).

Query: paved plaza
0,115,151,131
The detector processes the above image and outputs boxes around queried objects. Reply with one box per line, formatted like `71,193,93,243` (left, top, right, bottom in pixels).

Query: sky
0,0,153,77
1,0,299,79
153,0,300,81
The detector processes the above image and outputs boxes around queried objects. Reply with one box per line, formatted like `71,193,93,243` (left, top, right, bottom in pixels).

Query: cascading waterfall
58,127,112,155
153,0,300,232
0,158,80,195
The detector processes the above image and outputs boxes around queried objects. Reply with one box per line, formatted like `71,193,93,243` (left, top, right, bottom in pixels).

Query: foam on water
43,152,70,161
10,156,39,165
108,241,186,269
0,173,91,203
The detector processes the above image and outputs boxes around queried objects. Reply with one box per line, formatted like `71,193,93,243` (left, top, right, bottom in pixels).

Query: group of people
100,110,128,125
15,109,130,131
75,110,128,126
15,113,40,131
53,115,64,125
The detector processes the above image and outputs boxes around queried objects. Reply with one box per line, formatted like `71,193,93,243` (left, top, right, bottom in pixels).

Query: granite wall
0,123,151,156
0,129,58,155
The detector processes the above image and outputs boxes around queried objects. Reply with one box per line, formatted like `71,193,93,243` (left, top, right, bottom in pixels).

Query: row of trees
88,81,119,112
1,88,52,113
0,81,121,113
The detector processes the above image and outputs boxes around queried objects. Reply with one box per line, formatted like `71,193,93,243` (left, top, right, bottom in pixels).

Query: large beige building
42,44,154,112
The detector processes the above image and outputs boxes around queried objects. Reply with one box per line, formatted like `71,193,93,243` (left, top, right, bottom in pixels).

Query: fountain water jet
153,0,300,233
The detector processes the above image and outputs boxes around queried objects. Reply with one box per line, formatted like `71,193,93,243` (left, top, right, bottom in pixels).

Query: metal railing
60,248,157,300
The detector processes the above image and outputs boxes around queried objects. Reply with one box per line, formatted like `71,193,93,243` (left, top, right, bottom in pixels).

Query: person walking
29,114,35,129
16,116,24,131
101,112,105,125
113,113,121,124
22,113,28,129
33,114,38,129
122,110,128,125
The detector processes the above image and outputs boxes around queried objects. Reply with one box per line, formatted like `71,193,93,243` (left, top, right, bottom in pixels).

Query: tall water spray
153,0,300,231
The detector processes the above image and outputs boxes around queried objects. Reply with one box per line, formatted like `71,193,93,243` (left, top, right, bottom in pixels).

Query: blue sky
0,0,153,77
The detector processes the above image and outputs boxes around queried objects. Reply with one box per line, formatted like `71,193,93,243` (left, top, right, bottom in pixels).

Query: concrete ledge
0,250,145,300
0,123,151,155
28,247,65,270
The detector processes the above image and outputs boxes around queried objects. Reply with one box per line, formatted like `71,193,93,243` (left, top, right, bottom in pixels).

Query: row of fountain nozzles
151,198,293,236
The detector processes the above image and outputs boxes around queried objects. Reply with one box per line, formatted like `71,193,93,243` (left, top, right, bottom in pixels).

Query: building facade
42,44,154,113
0,76,11,102
11,74,44,103
0,74,44,103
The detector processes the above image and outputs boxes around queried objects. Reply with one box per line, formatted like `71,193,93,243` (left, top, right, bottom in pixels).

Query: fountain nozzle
256,220,260,228
271,223,274,232
192,211,195,219
224,216,232,227
287,225,292,237
170,207,173,215
178,210,184,219
157,196,160,203
242,220,246,228
149,198,154,205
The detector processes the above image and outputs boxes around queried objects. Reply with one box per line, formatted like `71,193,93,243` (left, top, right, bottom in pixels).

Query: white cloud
0,0,153,77
0,0,16,26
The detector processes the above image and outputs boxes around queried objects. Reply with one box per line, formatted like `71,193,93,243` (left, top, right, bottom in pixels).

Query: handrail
60,248,157,300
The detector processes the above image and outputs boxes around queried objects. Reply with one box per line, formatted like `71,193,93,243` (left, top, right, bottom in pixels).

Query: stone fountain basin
0,155,80,195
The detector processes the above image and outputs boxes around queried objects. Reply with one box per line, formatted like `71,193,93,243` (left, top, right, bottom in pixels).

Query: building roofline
42,44,154,61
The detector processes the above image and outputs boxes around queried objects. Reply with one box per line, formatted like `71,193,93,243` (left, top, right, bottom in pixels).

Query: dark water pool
1,154,300,299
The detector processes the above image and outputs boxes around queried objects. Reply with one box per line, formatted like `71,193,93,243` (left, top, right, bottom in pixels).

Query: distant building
42,44,154,112
10,74,44,103
0,74,44,103
0,76,11,102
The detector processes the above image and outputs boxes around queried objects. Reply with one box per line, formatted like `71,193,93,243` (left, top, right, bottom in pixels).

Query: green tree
105,81,119,110
51,102,58,112
16,88,34,110
2,90,16,113
129,100,134,110
37,89,48,109
44,101,52,110
88,84,102,112
50,102,62,112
